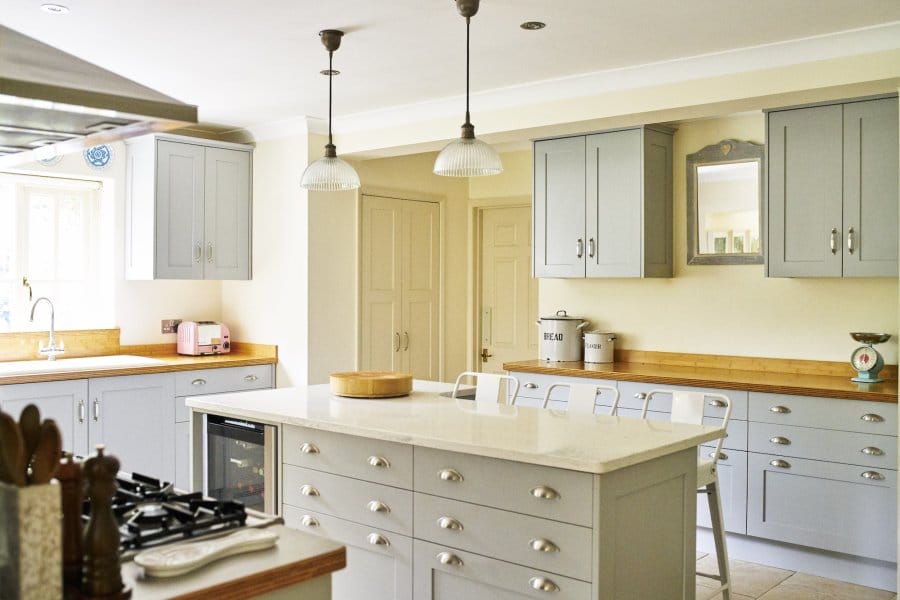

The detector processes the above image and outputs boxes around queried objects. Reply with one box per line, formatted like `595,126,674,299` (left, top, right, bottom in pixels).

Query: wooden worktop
504,350,898,403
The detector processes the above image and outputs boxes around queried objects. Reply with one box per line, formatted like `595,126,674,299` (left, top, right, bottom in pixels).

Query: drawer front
749,392,897,435
747,452,896,562
616,408,747,451
284,506,413,600
413,539,591,600
175,364,273,396
283,425,413,488
749,422,897,468
508,371,618,404
414,446,593,527
283,464,413,535
696,448,747,534
414,493,592,581
617,381,749,420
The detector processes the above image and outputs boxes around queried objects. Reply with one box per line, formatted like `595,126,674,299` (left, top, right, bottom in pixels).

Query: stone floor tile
757,572,895,600
694,584,754,600
697,555,793,598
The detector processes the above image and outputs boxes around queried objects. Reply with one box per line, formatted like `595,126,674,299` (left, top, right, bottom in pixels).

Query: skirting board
697,527,897,592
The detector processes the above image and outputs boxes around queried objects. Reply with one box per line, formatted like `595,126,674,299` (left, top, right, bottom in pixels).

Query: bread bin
536,310,589,361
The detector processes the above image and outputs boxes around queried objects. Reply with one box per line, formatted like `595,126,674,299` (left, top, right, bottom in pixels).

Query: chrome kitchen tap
30,297,64,360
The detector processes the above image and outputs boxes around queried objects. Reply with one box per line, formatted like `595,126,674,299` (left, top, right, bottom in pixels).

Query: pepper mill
81,445,131,599
57,452,83,595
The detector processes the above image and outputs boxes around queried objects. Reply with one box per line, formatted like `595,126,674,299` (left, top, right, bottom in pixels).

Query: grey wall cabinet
767,97,898,277
533,126,673,279
126,135,253,280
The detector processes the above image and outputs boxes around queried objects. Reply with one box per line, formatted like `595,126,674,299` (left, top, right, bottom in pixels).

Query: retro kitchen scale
850,332,891,383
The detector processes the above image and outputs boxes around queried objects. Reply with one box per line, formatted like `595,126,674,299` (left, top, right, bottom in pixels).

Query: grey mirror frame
686,139,765,265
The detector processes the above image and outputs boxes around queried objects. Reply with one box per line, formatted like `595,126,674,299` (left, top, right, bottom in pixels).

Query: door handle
393,332,400,352
588,237,596,258
829,228,839,254
193,243,202,262
402,332,409,351
92,398,100,422
847,227,855,254
576,238,583,258
78,399,86,424
481,348,493,363
207,242,214,263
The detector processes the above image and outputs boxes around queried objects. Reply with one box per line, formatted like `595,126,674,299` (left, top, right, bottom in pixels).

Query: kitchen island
187,381,723,600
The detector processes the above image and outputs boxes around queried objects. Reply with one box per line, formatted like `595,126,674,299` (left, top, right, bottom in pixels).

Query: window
0,175,103,332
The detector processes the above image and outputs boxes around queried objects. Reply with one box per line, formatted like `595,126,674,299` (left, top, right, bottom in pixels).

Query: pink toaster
177,321,231,355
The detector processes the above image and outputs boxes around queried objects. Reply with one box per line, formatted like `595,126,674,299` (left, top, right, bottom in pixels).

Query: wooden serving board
330,371,413,398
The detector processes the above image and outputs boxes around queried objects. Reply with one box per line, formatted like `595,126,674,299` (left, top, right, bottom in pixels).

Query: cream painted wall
7,142,222,345
352,151,470,380
471,115,898,364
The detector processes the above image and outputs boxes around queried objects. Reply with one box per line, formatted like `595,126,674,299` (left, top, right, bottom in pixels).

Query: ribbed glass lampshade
433,136,503,177
300,155,360,191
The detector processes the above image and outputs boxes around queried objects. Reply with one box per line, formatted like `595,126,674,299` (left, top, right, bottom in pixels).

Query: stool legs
706,479,732,600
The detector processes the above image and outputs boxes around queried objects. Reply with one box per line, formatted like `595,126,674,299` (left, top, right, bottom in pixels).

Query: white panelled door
360,195,440,380
480,206,538,374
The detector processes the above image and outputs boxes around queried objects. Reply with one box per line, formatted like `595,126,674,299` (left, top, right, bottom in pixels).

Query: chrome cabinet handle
588,237,596,258
861,413,884,423
78,399,86,423
367,533,390,547
437,516,463,531
299,515,319,527
707,398,726,408
529,538,560,553
393,332,400,352
207,242,214,263
193,243,202,262
191,378,207,386
708,451,728,461
529,576,560,593
368,455,390,468
299,484,320,497
847,227,855,254
769,436,791,445
769,459,791,468
402,332,409,351
299,442,320,454
530,485,560,500
862,470,885,481
523,382,538,389
576,238,583,258
769,405,791,414
830,227,838,254
92,398,100,422
861,447,885,456
437,552,463,567
367,500,391,513
633,392,647,400
439,468,463,482
243,374,258,382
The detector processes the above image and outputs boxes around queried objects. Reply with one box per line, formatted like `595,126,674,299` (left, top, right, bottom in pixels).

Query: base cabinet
698,447,747,534
0,379,88,456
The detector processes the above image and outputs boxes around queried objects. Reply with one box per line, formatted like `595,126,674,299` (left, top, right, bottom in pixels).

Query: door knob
481,348,493,363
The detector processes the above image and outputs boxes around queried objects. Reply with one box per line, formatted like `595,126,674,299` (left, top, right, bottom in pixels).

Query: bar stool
641,390,733,600
541,382,620,415
452,372,520,405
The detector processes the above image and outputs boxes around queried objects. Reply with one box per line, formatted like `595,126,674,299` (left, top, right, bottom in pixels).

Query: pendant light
433,0,502,177
300,29,360,191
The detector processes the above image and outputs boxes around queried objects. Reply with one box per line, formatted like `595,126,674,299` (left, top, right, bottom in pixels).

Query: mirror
686,139,764,265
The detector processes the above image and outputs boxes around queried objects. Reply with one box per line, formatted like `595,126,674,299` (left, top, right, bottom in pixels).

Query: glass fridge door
206,416,275,513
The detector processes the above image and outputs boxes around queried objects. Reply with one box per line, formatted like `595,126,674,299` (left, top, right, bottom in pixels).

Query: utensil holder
0,481,62,599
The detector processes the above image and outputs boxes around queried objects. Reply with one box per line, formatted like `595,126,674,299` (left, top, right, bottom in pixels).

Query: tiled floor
694,552,896,600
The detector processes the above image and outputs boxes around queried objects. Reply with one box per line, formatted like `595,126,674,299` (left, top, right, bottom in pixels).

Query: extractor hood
0,25,198,167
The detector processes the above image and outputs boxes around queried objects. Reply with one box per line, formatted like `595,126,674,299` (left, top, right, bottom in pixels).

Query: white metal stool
541,382,620,415
452,372,520,405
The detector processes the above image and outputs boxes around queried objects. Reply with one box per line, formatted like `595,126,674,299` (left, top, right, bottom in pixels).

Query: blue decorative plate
83,144,113,170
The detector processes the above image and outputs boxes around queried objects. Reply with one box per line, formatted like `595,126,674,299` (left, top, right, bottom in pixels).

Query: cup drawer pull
529,576,560,592
529,538,560,553
191,378,207,386
367,455,391,468
243,374,258,382
299,442,320,454
769,405,791,414
367,500,391,513
299,484,320,497
769,459,791,469
299,515,319,527
708,451,728,461
862,471,885,481
437,552,463,567
707,399,726,408
769,436,791,445
437,516,463,531
523,382,538,389
367,533,390,546
439,468,463,482
530,485,560,500
861,413,884,423
861,447,885,456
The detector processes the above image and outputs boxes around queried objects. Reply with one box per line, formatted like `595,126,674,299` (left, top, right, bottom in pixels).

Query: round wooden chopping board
330,371,413,398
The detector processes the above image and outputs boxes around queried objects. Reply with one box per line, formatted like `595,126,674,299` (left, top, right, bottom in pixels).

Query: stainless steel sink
0,355,166,377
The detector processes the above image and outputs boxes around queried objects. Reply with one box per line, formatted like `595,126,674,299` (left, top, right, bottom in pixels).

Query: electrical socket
161,319,182,334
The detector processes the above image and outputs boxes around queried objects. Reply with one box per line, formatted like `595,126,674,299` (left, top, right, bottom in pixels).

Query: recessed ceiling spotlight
520,21,546,30
40,3,70,14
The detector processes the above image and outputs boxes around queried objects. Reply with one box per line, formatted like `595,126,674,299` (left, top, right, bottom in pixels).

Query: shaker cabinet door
697,447,747,534
0,379,89,457
155,140,206,280
203,146,252,280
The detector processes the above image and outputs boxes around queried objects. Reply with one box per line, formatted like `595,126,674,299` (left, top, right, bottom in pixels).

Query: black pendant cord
465,16,470,127
328,50,334,148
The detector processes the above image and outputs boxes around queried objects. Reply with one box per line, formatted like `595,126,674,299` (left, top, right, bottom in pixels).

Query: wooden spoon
0,411,26,486
19,404,42,474
30,420,63,485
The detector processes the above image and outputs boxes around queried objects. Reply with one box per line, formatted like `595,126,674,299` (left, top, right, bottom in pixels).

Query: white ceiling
2,0,899,138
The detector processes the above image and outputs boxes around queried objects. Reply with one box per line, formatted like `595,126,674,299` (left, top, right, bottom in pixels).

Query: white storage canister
536,310,589,362
584,332,616,364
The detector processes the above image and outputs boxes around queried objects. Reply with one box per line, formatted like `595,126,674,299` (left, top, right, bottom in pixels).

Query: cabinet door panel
0,380,88,456
533,137,586,278
697,448,747,534
204,147,251,280
174,421,190,491
88,374,176,481
155,140,205,279
767,105,843,277
586,129,642,277
401,200,440,380
842,97,899,277
641,128,674,276
747,452,896,561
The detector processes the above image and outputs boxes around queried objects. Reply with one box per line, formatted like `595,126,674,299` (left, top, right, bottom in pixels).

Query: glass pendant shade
434,135,503,177
300,151,360,191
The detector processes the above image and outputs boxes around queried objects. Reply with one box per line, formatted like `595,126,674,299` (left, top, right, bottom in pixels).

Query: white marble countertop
186,381,723,474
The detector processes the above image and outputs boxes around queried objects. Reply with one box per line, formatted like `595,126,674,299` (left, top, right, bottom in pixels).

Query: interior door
401,200,440,380
479,206,538,374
